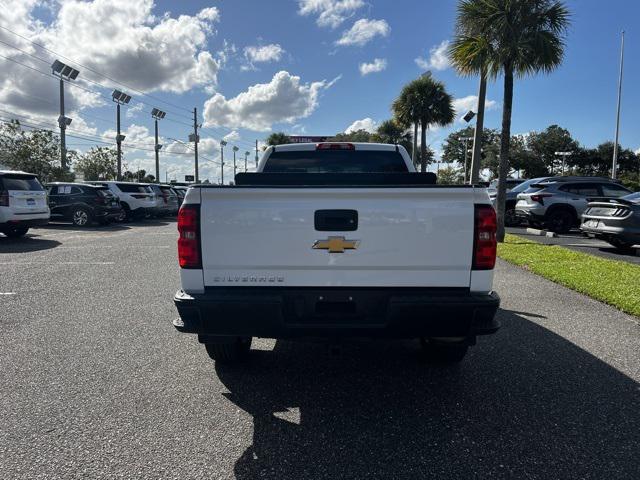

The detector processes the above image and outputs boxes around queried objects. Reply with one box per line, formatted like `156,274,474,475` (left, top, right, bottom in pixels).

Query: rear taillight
316,143,354,150
473,204,497,270
531,193,552,205
0,191,8,207
177,204,201,269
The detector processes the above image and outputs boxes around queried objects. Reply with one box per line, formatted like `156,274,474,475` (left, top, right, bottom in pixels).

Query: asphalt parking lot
507,226,640,265
1,222,639,479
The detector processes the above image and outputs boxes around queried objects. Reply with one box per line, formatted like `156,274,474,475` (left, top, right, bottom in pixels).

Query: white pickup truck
173,142,499,364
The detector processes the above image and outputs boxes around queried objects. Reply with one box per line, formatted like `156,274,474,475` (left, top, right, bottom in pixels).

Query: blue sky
2,0,638,181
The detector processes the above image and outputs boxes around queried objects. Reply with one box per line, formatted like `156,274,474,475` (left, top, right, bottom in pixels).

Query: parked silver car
515,177,631,233
581,192,640,251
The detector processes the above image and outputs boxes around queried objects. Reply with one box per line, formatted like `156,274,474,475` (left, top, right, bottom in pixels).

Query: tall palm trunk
420,120,427,173
496,64,514,243
412,122,418,167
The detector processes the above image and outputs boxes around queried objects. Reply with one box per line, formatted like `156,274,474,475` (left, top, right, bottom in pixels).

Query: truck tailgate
199,187,475,288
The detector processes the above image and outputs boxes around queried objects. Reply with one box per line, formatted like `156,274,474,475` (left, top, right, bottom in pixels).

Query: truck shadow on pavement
215,309,640,479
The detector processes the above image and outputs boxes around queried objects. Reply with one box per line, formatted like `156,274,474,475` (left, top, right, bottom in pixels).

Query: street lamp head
112,89,132,104
462,110,476,123
52,60,79,80
220,140,227,147
151,108,166,119
57,115,72,127
245,151,250,156
232,146,239,152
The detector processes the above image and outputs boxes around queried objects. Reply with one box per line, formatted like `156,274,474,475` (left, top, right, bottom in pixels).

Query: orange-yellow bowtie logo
312,236,359,253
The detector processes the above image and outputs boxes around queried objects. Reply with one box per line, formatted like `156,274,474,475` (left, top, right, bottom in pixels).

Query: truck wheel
420,338,468,364
3,226,29,238
204,337,252,363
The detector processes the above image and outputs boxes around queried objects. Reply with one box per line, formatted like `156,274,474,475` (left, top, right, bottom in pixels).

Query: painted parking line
0,261,115,266
0,292,16,295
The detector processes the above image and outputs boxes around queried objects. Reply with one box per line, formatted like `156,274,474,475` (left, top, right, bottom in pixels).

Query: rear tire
545,210,575,234
204,337,252,363
3,226,29,238
420,338,468,364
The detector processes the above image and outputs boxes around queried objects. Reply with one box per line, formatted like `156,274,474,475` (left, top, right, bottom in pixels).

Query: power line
0,34,262,151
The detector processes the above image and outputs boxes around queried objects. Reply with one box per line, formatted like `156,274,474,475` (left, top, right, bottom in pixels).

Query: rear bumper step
173,287,500,339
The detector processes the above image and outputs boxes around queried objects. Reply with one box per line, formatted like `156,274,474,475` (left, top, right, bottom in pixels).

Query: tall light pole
555,151,572,175
458,136,474,183
220,140,227,184
51,60,79,171
470,72,487,184
612,30,625,179
244,151,249,172
232,146,239,179
111,90,131,180
151,108,166,183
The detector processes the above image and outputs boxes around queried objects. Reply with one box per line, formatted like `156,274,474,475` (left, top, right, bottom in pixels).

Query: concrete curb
525,228,558,238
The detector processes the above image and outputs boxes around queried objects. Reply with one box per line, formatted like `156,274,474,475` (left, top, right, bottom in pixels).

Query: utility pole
255,139,259,168
51,60,79,172
111,90,131,180
151,108,166,183
232,146,239,179
612,30,625,179
193,108,200,183
220,140,227,185
244,151,249,172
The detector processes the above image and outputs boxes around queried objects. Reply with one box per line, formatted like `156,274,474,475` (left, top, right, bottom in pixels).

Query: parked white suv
86,181,157,220
0,170,50,238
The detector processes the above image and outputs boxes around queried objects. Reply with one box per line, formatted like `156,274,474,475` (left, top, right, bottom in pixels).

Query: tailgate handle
314,210,358,231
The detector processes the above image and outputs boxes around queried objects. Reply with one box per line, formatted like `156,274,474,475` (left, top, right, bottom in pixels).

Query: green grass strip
498,234,640,317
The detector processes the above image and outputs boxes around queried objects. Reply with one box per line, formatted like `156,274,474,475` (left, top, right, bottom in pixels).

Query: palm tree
392,91,418,164
266,132,289,146
452,0,570,241
394,73,455,173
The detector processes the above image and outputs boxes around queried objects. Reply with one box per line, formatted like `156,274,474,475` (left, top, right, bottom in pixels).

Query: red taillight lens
316,143,355,150
177,204,201,269
0,191,8,207
473,204,497,270
531,193,552,204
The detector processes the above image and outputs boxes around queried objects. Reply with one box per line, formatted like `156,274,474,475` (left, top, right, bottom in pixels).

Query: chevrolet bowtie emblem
313,236,360,253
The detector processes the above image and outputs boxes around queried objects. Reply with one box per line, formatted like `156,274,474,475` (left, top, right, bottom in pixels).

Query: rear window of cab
263,150,409,173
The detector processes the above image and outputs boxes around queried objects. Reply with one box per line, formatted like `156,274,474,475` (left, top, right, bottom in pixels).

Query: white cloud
452,95,498,122
223,130,241,142
297,0,365,28
125,102,144,119
635,147,640,155
244,44,284,64
0,0,222,125
203,70,332,131
415,40,451,71
359,58,387,76
336,19,390,47
345,117,377,133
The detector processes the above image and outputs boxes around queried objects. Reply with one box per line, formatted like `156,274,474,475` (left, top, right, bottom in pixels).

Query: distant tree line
0,120,155,182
